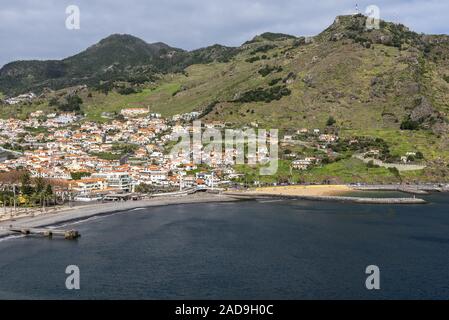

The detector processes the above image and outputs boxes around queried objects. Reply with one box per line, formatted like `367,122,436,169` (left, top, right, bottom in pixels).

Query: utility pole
13,184,16,213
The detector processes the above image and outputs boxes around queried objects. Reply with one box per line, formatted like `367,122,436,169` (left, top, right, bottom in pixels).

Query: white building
91,172,133,192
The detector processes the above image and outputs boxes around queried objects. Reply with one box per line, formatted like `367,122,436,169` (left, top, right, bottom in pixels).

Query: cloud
0,0,448,67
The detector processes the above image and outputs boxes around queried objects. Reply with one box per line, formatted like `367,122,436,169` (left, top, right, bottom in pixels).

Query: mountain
2,14,449,180
0,34,239,96
1,15,449,170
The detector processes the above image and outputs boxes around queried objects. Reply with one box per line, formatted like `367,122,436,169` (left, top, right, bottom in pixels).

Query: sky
1,0,449,67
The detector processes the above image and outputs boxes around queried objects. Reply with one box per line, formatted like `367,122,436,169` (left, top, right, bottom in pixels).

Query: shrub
245,56,261,63
326,116,336,126
400,118,420,130
58,95,82,112
117,87,139,95
258,65,283,77
250,44,277,54
367,160,379,168
234,86,291,103
269,78,282,86
70,171,91,180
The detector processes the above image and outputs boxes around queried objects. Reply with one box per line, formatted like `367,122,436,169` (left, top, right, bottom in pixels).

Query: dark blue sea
1,193,449,299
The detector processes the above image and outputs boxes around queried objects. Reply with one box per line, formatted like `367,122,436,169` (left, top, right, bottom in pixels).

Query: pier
7,226,80,239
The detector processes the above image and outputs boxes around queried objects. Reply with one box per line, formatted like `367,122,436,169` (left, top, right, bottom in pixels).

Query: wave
0,234,25,242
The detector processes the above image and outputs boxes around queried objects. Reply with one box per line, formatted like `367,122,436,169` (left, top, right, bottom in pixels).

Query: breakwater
353,184,449,194
225,192,427,204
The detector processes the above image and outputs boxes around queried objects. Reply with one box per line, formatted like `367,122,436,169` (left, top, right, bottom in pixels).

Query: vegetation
1,142,24,152
234,86,291,103
400,118,420,131
0,171,54,207
58,95,83,112
326,116,336,126
1,14,449,178
117,87,140,95
250,44,277,55
90,152,123,161
70,171,92,180
258,65,283,77
245,56,261,63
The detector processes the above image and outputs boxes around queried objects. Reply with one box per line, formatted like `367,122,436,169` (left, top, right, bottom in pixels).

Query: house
54,113,79,125
30,110,44,118
70,178,107,194
91,172,133,192
319,134,338,143
367,149,380,157
149,170,168,184
120,108,149,118
292,157,319,170
5,92,36,105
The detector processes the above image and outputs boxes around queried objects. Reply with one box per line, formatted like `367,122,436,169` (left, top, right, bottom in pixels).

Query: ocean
0,193,449,299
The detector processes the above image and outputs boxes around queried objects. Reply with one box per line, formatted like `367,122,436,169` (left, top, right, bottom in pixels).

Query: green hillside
2,14,449,181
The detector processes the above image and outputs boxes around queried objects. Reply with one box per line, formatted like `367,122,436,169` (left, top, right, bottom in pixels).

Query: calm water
1,193,449,299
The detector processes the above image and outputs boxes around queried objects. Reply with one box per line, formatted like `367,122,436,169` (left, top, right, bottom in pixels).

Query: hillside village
0,101,432,204
1,14,449,207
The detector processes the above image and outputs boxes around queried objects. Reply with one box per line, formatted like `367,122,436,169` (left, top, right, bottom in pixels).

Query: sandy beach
0,193,240,238
251,185,353,196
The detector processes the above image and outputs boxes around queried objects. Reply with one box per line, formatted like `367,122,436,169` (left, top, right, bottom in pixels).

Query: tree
20,172,34,196
49,97,59,106
34,177,46,194
388,167,402,182
59,95,83,112
70,171,91,180
45,184,53,197
367,160,379,168
400,118,419,130
326,116,336,126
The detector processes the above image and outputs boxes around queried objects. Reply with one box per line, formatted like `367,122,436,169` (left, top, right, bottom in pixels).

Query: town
0,101,432,215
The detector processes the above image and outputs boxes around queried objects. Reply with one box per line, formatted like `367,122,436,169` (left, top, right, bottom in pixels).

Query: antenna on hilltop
354,3,360,15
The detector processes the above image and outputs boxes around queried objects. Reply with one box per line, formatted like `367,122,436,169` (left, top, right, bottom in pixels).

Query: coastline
0,184,433,239
224,184,427,204
0,193,241,239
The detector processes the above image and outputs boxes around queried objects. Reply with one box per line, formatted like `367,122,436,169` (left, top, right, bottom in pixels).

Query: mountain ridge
0,33,240,96
3,14,449,97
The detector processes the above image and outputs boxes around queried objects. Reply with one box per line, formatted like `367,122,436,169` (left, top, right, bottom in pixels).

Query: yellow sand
251,185,352,196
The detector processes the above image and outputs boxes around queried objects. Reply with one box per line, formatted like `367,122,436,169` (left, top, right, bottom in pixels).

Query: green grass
340,129,449,161
234,158,402,184
89,152,122,161
303,158,400,184
82,83,181,121
234,160,298,185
